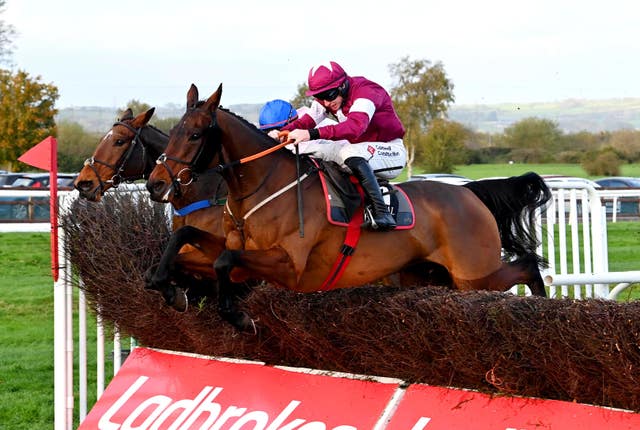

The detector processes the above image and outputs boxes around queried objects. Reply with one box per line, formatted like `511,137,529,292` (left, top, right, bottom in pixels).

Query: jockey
269,60,406,231
258,99,298,132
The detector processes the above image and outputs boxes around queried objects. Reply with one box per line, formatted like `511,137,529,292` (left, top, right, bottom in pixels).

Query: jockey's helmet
258,99,298,131
306,61,348,97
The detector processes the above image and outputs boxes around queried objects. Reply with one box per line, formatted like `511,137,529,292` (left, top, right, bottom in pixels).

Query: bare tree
0,0,15,65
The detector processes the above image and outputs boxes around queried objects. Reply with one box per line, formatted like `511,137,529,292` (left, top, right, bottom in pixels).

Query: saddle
313,159,415,230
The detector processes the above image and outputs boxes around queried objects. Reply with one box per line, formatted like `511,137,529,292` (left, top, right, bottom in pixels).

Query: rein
83,121,147,193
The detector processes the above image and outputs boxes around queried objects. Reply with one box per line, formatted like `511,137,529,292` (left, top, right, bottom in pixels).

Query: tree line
1,4,638,175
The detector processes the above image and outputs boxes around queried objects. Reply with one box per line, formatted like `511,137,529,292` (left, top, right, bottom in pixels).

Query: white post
79,286,87,421
580,190,593,297
64,247,74,429
590,192,608,298
557,189,568,297
54,231,68,430
114,329,122,374
569,190,581,298
97,315,105,398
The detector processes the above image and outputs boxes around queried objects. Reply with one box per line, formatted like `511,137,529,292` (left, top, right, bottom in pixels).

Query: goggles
314,87,341,101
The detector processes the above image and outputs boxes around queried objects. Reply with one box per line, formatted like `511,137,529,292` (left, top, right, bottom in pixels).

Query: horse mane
146,124,168,137
215,104,297,159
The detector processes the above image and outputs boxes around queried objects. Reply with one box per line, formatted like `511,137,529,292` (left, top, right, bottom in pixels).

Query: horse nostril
75,180,93,192
147,180,166,196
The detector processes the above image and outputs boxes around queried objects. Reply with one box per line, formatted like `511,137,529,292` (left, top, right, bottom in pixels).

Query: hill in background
57,98,640,134
450,98,640,133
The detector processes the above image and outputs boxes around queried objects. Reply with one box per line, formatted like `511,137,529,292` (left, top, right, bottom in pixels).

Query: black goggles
314,87,340,101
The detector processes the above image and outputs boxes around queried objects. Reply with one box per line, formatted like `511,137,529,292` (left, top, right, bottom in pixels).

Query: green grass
0,221,638,426
404,162,640,181
0,233,54,428
0,233,116,429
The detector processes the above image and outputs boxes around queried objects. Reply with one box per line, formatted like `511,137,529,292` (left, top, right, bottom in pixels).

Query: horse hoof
221,310,257,334
171,288,189,312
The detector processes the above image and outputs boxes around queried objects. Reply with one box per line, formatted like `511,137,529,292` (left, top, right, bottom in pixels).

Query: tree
0,0,15,65
57,121,101,172
502,117,563,163
0,69,59,171
389,57,455,177
608,129,640,163
152,117,179,135
120,99,152,117
420,119,469,173
582,148,622,176
118,100,177,134
289,82,313,109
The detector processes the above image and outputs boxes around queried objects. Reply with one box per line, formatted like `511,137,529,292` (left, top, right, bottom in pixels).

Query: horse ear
203,83,223,112
131,107,155,128
187,84,199,109
120,108,134,121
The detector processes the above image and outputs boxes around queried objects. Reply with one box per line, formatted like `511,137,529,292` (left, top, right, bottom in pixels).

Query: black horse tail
463,172,552,266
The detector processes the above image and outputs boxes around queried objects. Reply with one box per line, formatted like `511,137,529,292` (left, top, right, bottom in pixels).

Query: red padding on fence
387,384,640,430
79,347,398,430
80,347,640,430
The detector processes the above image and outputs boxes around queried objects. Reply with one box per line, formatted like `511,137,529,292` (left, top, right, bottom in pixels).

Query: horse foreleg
146,226,226,311
213,249,257,332
214,247,296,331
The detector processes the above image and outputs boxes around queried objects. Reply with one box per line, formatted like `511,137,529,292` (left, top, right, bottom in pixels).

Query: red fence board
80,347,399,430
386,384,640,430
80,347,640,430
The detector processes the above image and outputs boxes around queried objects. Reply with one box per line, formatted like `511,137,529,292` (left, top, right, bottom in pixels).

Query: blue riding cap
258,99,298,130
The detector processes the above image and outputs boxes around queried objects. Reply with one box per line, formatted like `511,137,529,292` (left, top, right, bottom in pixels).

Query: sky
3,0,639,109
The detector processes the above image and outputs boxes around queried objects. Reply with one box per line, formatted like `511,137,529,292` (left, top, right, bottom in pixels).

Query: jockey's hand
287,129,310,145
267,129,280,140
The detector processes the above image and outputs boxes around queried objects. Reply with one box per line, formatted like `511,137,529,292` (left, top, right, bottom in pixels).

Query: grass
0,220,638,426
0,233,116,429
395,162,640,182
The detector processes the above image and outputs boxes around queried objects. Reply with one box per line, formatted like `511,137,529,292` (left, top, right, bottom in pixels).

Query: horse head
74,107,165,201
147,84,224,202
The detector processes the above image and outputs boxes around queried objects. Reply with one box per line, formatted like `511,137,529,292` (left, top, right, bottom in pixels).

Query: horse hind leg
452,254,547,297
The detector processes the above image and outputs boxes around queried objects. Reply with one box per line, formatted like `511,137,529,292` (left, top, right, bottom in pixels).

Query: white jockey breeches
287,138,406,179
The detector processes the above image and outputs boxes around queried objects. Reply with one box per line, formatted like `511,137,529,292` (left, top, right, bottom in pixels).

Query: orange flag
18,136,59,281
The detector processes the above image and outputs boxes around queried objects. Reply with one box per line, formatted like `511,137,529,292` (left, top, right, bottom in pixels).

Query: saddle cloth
313,159,415,230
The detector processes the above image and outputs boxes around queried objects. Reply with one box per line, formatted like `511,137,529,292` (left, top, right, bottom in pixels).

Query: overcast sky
4,0,639,109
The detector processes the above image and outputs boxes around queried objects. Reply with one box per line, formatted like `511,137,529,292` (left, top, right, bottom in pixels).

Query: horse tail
463,172,552,266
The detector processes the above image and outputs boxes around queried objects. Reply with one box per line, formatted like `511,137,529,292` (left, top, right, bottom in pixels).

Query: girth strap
319,177,365,291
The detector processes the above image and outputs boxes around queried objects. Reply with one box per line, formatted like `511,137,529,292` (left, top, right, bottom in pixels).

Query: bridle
154,107,223,198
83,121,147,193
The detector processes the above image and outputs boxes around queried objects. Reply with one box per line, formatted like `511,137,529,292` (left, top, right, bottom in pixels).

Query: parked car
0,172,25,187
595,177,640,188
595,177,640,217
409,173,471,186
541,175,601,189
7,173,77,190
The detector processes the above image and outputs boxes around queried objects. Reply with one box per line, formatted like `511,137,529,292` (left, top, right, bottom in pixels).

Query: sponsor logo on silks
98,375,357,430
367,145,376,155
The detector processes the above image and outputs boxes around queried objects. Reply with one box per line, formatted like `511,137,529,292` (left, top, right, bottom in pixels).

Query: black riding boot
345,157,396,231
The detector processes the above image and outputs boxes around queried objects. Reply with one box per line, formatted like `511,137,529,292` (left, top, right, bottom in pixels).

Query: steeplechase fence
1,182,637,429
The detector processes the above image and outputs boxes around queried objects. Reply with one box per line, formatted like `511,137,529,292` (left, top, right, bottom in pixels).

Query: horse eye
115,139,126,146
190,133,201,141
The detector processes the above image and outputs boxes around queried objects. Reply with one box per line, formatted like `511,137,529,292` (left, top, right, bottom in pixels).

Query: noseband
83,121,147,193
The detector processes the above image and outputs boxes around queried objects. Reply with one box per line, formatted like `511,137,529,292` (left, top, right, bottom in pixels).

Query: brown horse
146,84,550,330
73,108,229,308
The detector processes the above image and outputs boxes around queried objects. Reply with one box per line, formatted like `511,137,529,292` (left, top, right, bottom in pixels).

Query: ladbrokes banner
80,347,640,430
79,348,399,430
386,384,640,430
